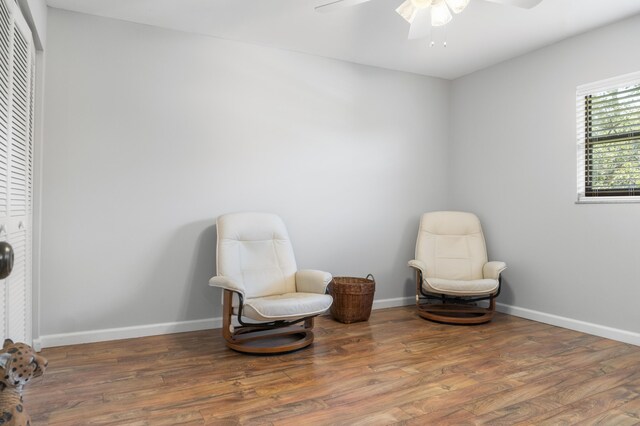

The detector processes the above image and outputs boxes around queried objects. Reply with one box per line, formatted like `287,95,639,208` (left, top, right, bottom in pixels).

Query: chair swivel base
224,325,314,355
220,290,319,354
417,301,495,325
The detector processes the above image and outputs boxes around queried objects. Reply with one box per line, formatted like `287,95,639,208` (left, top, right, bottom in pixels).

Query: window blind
577,72,640,202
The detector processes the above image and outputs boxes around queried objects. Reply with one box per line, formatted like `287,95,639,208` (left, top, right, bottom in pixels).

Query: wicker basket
329,274,375,324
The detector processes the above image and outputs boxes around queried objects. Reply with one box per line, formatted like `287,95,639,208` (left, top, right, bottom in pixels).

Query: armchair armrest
408,259,427,275
209,275,245,297
483,261,507,279
296,269,332,294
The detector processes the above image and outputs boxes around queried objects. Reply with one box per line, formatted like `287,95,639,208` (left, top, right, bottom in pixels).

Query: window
577,72,640,202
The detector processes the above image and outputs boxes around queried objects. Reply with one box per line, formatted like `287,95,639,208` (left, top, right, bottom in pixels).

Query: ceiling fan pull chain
429,24,435,47
428,26,447,48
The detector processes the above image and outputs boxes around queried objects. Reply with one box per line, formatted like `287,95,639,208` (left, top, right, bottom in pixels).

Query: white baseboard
35,296,415,349
496,303,640,347
39,298,638,349
34,317,222,349
372,296,414,310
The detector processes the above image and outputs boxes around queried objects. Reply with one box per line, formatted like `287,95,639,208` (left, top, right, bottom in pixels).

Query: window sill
576,196,640,204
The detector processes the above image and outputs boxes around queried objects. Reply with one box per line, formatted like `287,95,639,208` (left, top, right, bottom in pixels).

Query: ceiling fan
315,0,544,40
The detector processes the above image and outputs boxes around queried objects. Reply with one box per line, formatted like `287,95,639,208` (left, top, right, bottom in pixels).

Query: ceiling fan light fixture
445,0,469,14
317,0,546,42
410,0,433,8
430,0,452,26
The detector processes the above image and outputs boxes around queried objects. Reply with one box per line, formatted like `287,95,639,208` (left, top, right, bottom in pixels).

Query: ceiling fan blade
396,0,417,23
482,0,543,9
315,0,374,13
408,8,431,40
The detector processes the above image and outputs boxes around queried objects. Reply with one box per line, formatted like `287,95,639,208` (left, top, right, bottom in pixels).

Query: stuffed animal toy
0,339,47,426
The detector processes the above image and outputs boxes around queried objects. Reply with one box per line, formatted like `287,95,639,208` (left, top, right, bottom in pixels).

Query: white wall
450,14,640,338
40,9,450,341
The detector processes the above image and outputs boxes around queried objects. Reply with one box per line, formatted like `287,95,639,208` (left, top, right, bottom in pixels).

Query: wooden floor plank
22,306,640,425
519,385,639,425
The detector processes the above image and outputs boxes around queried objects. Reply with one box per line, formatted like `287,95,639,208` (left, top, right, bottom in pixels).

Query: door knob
0,241,14,279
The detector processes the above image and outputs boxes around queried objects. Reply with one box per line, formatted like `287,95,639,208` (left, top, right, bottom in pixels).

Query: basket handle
366,273,375,283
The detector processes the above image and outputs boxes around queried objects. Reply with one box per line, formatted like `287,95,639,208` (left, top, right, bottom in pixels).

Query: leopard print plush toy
0,339,47,426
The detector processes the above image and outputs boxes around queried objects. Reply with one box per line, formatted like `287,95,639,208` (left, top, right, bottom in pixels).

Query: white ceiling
46,0,640,79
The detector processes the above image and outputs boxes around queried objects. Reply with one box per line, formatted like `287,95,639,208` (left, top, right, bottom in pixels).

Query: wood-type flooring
24,307,640,425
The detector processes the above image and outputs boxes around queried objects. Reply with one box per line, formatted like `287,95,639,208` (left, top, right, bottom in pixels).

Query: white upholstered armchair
209,212,333,354
409,211,506,324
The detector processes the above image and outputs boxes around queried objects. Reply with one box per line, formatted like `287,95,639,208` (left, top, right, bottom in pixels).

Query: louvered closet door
0,0,34,344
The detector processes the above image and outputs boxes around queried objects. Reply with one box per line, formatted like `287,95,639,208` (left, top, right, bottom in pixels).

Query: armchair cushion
423,277,499,296
216,213,297,298
483,261,507,280
243,293,333,321
413,257,503,296
296,269,332,294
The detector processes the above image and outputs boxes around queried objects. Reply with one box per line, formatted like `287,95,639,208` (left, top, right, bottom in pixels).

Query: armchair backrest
415,211,488,280
216,212,297,298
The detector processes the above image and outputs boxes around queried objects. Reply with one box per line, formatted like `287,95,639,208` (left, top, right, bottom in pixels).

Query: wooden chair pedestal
415,270,497,325
416,298,495,325
221,290,315,355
